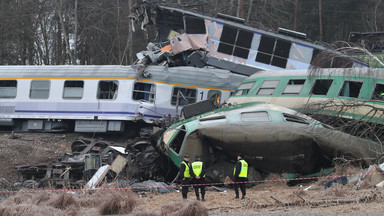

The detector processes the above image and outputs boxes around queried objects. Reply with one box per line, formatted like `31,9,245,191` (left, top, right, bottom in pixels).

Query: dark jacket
233,160,242,179
179,160,191,179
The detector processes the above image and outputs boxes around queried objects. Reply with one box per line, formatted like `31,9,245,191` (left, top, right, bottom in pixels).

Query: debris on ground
130,180,177,194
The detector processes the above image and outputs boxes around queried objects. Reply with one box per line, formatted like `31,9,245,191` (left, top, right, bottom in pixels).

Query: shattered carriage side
158,102,383,183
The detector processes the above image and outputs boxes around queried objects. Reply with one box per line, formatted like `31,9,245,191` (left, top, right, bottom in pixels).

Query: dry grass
50,192,80,210
171,200,208,216
0,204,67,216
2,163,384,216
0,186,137,216
99,192,135,215
134,210,161,216
160,200,208,216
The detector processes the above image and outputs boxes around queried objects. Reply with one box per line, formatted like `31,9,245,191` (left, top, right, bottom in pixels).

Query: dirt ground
134,184,384,215
1,132,384,215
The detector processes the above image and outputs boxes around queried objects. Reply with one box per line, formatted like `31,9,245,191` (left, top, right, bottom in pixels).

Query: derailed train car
131,2,367,77
228,68,384,125
158,101,382,181
0,65,245,132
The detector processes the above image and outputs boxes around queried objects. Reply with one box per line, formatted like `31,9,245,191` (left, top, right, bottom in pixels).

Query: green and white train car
158,101,381,180
228,68,384,125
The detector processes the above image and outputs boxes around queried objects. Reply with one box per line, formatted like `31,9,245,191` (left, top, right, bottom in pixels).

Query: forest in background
0,0,383,65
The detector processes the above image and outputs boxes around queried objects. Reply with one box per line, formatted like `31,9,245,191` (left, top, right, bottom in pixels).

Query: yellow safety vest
182,161,191,178
192,161,205,177
233,159,248,178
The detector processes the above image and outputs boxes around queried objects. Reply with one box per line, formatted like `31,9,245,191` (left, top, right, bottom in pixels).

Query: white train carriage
0,65,245,132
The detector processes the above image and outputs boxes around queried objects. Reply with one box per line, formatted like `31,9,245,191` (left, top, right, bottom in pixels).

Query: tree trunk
246,0,253,22
236,0,242,17
229,0,234,15
56,14,62,65
121,0,134,65
57,0,75,64
293,0,299,30
73,0,78,63
318,0,323,41
116,0,121,63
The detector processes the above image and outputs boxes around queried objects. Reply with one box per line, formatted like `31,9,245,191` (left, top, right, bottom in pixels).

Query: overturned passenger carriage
158,101,382,181
132,3,367,77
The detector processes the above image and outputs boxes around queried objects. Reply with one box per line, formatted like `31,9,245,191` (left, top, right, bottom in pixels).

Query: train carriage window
30,80,50,99
133,82,155,103
63,81,84,99
310,79,333,96
184,16,206,34
171,87,196,106
289,43,313,64
339,81,363,98
257,80,280,95
97,81,118,100
208,90,221,104
371,83,384,100
217,25,252,58
256,35,291,68
283,79,305,95
233,81,255,96
169,125,186,154
0,80,17,99
241,111,270,122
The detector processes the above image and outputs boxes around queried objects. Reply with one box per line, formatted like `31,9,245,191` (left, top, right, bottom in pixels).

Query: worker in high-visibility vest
380,92,384,100
190,155,206,201
179,154,191,200
233,153,248,199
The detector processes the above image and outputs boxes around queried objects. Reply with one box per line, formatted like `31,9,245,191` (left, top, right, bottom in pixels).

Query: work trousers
192,178,206,199
234,177,247,198
181,178,191,199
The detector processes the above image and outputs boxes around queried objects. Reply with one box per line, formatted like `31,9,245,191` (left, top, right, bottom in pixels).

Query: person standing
233,153,248,199
179,154,191,200
190,155,206,201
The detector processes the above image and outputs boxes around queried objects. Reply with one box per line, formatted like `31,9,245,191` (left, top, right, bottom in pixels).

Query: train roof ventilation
216,13,245,24
278,27,307,40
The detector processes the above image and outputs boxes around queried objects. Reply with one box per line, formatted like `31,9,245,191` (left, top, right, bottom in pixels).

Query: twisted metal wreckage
14,2,384,189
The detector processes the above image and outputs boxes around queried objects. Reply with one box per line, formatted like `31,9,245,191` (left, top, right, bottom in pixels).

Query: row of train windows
234,79,384,100
217,25,292,68
184,16,352,69
184,15,355,69
0,80,220,106
183,17,298,68
210,23,350,68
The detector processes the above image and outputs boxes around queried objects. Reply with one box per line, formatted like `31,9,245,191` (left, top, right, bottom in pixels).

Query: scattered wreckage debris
324,163,384,189
14,135,175,189
130,180,177,194
15,138,129,189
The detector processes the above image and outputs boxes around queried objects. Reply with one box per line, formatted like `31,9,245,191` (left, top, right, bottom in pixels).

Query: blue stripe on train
14,110,163,119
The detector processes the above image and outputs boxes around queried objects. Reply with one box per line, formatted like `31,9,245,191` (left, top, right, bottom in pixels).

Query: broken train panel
158,101,383,182
15,138,129,188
